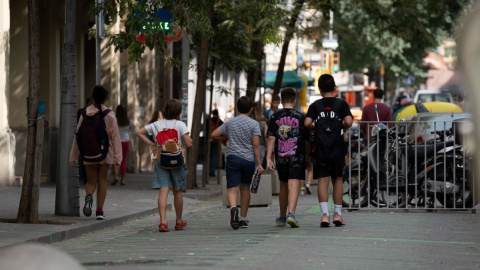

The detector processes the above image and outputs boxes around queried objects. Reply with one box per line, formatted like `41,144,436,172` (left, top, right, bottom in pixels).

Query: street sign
322,38,338,49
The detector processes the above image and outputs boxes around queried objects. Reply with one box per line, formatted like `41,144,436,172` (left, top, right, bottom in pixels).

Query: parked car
405,112,471,144
413,89,453,103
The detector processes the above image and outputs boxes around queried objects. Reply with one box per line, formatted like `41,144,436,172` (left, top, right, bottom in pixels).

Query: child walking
136,99,192,232
305,74,353,227
266,88,308,228
70,85,122,220
211,96,264,230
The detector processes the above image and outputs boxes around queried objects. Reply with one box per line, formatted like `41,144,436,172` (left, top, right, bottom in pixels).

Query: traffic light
321,51,330,71
330,51,340,72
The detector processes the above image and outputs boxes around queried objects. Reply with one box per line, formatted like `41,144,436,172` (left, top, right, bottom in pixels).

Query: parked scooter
342,104,389,208
382,126,473,208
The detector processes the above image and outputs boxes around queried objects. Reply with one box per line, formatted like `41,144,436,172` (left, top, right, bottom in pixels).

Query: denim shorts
225,154,256,189
152,160,187,190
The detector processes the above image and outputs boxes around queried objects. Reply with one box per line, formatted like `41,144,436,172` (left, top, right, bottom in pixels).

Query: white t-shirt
145,119,189,145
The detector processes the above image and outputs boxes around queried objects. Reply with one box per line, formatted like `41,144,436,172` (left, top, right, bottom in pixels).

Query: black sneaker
239,220,249,228
83,194,93,217
96,211,105,220
230,207,240,230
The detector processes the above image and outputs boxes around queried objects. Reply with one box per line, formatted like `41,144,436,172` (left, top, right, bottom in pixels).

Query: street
51,185,480,270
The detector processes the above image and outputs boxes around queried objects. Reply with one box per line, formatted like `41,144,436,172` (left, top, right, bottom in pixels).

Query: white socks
334,204,342,216
240,216,247,221
320,202,329,216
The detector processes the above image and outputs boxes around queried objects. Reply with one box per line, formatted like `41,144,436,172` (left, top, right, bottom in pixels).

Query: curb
23,207,163,246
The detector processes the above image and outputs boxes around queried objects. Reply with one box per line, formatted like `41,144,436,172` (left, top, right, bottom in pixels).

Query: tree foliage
97,0,215,63
332,0,468,77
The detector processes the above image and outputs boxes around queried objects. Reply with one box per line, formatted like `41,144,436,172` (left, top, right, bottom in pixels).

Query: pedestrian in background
76,97,93,185
136,99,192,232
225,104,235,120
211,96,264,230
305,74,353,227
266,88,308,228
360,88,392,141
265,95,280,121
251,107,267,163
70,85,122,220
146,110,163,142
208,109,224,177
111,105,134,186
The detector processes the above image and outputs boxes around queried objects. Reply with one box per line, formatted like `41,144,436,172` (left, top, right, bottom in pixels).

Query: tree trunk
186,4,213,189
205,59,215,184
273,0,305,95
17,0,41,224
246,40,264,99
55,0,79,216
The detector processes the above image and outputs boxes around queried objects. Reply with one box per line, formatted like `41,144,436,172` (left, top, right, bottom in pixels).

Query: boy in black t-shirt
305,74,353,227
266,88,308,228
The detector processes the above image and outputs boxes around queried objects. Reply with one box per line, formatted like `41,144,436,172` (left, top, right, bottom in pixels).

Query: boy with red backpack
305,74,353,227
136,99,193,232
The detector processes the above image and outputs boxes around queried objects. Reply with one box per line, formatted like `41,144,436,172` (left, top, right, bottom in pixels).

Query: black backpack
313,99,344,162
75,109,111,162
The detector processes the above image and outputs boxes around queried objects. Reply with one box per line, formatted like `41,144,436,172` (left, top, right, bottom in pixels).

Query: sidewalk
0,171,222,248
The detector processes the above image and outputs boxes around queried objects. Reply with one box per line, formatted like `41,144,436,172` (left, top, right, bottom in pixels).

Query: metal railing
343,120,476,212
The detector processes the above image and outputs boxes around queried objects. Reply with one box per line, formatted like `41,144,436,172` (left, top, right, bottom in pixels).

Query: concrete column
0,0,16,185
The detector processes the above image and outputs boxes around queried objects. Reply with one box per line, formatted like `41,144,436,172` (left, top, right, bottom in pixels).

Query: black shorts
277,164,306,182
313,159,344,179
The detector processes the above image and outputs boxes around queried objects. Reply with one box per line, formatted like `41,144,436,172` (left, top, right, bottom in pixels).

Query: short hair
163,99,183,120
374,89,384,99
318,74,336,92
212,109,219,116
271,95,280,103
237,96,254,114
280,88,297,104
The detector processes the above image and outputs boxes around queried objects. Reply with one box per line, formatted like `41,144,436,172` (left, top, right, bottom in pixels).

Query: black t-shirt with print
267,108,308,166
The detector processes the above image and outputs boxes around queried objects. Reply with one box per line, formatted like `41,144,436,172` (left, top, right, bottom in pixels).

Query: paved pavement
0,171,221,247
1,171,480,269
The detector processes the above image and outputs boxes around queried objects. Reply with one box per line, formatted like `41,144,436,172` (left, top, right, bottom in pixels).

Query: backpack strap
101,109,112,118
331,99,342,119
314,100,324,123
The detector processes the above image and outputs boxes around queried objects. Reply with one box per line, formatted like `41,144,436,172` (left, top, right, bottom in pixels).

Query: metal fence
343,120,476,212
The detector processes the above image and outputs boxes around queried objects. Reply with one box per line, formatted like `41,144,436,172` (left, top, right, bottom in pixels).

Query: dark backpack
75,109,111,162
313,99,344,162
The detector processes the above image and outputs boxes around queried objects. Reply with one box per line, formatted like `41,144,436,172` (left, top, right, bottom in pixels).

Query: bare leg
113,165,120,181
318,176,330,203
278,181,288,218
172,189,183,223
332,176,343,205
288,180,300,215
96,164,110,209
239,185,250,217
85,165,99,196
158,187,169,224
227,187,239,207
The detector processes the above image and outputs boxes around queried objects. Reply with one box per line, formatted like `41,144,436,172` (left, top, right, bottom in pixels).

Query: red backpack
75,109,111,162
154,121,185,169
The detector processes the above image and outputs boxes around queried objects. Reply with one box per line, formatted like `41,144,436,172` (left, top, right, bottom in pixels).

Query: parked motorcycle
382,126,473,208
342,104,389,208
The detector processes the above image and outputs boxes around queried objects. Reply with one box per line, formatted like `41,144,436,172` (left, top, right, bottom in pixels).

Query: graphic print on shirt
276,116,299,157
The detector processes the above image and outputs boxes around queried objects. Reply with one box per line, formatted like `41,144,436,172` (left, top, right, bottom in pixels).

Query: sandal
159,223,170,232
175,220,187,231
120,181,126,186
110,178,119,186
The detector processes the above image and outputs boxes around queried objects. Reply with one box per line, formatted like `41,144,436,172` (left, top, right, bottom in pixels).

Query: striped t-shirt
219,115,261,162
